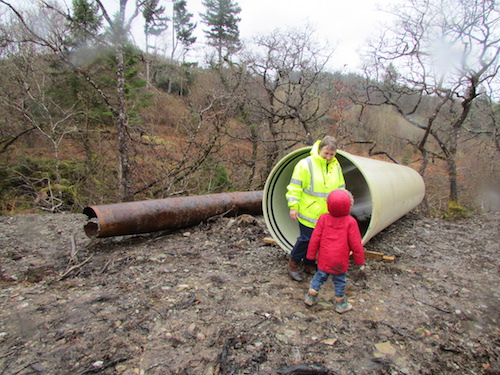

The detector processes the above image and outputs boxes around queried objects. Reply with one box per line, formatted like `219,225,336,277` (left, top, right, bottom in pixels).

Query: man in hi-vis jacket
286,136,346,282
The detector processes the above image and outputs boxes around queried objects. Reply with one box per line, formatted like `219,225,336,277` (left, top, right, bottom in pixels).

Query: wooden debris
59,255,94,280
263,237,277,245
383,255,395,263
364,250,395,263
364,250,384,261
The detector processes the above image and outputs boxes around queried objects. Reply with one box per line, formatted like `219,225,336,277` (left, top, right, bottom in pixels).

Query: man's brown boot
288,258,303,282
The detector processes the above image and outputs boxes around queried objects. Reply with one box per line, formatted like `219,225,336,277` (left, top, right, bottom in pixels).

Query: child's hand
359,265,370,276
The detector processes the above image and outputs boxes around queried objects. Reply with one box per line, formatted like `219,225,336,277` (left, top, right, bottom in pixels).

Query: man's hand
289,209,298,221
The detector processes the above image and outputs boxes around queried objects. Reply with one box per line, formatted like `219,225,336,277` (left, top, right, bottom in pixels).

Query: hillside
0,211,498,374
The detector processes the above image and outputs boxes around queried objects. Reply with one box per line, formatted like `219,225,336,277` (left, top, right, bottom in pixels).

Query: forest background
0,0,498,217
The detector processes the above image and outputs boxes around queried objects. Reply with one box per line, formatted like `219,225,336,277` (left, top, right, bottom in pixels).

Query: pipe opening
336,153,372,236
263,148,372,252
83,207,99,238
263,148,425,252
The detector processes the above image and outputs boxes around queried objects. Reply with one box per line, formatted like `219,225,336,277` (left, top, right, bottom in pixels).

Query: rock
321,338,337,346
374,342,397,356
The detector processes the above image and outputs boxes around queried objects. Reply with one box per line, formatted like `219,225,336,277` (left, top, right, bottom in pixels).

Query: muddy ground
0,210,498,375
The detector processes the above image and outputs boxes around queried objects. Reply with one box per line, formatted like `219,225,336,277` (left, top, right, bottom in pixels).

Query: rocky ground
0,210,498,375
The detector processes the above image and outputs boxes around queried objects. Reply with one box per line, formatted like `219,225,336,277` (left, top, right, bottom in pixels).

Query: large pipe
262,148,425,252
83,191,263,238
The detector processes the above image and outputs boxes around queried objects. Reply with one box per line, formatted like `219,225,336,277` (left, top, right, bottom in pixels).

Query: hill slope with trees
0,0,498,216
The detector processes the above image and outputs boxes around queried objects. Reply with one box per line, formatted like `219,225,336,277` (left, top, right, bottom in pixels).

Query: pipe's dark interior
336,154,372,237
83,207,98,237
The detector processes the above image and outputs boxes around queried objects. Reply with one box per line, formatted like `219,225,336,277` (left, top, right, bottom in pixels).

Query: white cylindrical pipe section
263,148,425,252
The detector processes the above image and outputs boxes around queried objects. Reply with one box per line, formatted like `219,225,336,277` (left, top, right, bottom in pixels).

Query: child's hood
327,189,351,217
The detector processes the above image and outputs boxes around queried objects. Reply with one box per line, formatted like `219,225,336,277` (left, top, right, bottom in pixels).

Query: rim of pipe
262,148,425,253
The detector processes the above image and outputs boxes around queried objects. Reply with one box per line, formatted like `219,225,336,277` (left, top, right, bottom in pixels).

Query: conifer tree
142,0,169,82
68,0,102,47
200,0,241,66
173,0,196,61
142,0,169,47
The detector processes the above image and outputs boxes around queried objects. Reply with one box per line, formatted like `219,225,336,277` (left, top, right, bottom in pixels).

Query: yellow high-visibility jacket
286,140,346,228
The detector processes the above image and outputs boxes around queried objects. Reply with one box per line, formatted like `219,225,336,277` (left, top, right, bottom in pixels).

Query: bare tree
133,90,236,196
360,0,499,205
242,26,336,174
0,4,84,210
0,0,169,202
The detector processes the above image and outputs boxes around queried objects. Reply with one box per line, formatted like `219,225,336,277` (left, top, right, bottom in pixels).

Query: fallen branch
215,337,236,374
98,257,114,274
412,292,453,313
364,250,395,263
206,208,233,223
379,321,420,340
177,292,198,309
263,238,395,263
59,255,94,280
70,234,77,260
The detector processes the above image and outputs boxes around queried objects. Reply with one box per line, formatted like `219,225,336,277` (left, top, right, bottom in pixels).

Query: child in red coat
304,189,365,313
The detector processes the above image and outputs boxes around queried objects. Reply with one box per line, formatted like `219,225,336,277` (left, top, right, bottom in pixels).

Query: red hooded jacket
306,189,365,274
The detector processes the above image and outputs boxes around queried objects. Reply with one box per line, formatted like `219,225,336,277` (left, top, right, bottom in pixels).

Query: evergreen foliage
200,0,242,65
199,160,233,194
142,0,169,37
173,0,197,57
68,0,103,47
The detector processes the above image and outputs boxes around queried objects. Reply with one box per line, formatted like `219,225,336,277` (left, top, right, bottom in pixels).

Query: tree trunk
116,42,133,201
145,32,150,83
265,125,280,179
447,126,460,203
447,156,458,203
112,0,132,202
247,124,259,189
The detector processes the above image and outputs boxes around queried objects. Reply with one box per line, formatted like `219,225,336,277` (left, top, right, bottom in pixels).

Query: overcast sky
218,0,399,72
7,0,399,72
104,0,400,73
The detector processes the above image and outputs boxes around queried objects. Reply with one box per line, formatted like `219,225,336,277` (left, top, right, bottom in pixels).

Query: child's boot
335,296,353,313
304,288,318,306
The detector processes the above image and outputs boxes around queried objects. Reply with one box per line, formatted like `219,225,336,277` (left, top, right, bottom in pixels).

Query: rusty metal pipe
83,191,263,238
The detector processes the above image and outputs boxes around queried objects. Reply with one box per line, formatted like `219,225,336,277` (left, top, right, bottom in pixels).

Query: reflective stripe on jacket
286,140,346,228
